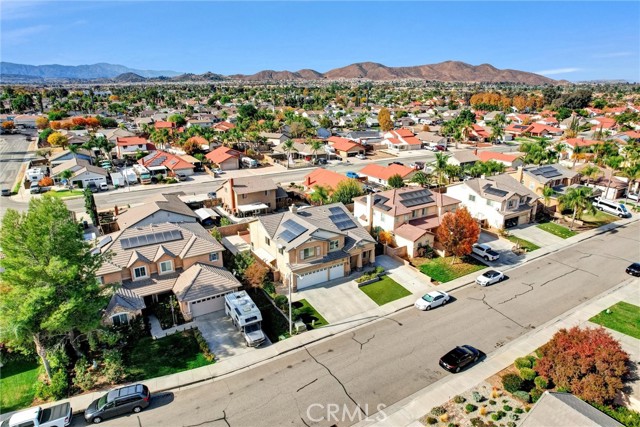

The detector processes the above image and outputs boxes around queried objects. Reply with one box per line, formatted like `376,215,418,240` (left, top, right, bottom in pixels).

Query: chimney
229,178,236,212
474,149,478,156
305,176,311,187
366,194,374,230
289,204,298,214
516,166,524,183
114,205,119,216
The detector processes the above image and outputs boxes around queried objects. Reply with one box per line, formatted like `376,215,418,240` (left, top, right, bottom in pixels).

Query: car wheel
133,406,143,413
484,256,489,261
93,417,103,424
455,366,460,373
442,299,447,306
425,305,432,311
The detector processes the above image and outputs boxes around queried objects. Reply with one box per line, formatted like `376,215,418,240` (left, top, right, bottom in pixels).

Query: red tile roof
213,121,235,132
565,138,602,148
328,136,362,152
116,136,149,147
393,128,415,138
360,163,414,180
154,121,175,129
205,146,242,164
303,168,349,191
477,151,522,164
592,117,616,129
139,151,194,171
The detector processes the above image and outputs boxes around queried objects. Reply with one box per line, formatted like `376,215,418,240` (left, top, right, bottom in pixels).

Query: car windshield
619,204,628,212
422,294,434,302
245,323,260,333
485,271,498,277
97,394,108,409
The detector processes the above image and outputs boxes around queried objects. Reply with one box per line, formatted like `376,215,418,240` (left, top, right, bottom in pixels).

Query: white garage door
190,293,227,317
296,267,328,290
329,263,345,280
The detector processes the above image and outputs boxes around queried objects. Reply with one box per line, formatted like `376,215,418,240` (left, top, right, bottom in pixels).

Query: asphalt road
70,220,640,427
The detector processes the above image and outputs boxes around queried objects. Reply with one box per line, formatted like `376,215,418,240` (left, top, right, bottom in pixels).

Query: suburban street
69,220,640,427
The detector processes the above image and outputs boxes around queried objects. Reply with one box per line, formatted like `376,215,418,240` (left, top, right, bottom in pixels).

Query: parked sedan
346,171,359,179
439,345,481,373
627,192,640,202
475,270,505,286
414,290,450,311
355,154,366,160
626,262,640,277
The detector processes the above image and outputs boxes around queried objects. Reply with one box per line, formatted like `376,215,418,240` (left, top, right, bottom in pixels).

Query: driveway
473,231,523,268
508,223,565,247
375,255,432,294
194,311,268,359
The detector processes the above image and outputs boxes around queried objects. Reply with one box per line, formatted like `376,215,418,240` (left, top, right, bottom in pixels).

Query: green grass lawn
505,235,541,252
537,221,577,239
126,330,213,380
294,299,328,328
0,357,40,412
590,301,640,340
418,256,486,283
359,276,411,305
46,189,85,198
580,210,619,227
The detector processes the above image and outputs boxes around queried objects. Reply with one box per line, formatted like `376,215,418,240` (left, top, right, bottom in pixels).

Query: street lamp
285,263,300,337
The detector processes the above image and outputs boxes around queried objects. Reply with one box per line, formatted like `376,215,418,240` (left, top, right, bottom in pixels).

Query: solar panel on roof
278,219,308,243
334,219,357,231
484,187,509,197
120,230,183,249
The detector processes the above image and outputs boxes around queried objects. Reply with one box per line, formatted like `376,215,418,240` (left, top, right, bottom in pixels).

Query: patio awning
253,248,276,265
237,203,269,213
194,208,220,221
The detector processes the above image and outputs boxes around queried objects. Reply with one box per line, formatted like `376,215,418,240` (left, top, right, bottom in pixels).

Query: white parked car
415,290,450,311
355,154,366,160
626,192,639,202
472,243,500,261
424,145,438,152
476,270,505,286
99,182,109,191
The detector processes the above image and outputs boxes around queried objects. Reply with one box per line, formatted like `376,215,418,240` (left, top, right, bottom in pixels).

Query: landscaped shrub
535,347,544,358
103,349,125,383
472,391,484,402
263,281,276,295
489,399,496,405
512,390,531,403
507,422,517,427
274,294,288,310
502,373,524,393
530,388,543,403
514,408,524,414
515,357,532,369
503,405,513,412
510,413,519,421
534,376,549,390
193,328,215,361
590,403,640,427
479,406,488,416
453,395,466,404
440,413,449,423
73,358,96,392
526,355,537,367
519,367,537,381
470,418,490,427
35,368,69,400
425,416,437,424
465,403,477,413
491,413,502,421
431,406,446,416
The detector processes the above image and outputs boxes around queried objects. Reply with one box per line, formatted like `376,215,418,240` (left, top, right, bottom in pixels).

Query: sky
1,1,639,82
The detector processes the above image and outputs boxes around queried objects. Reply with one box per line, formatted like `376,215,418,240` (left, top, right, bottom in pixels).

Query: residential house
535,116,559,127
302,168,352,193
590,117,617,131
213,121,236,133
563,138,603,160
526,123,563,138
98,221,236,323
187,118,214,128
505,123,533,137
216,176,280,217
273,140,327,161
51,158,108,188
448,151,479,168
327,136,365,158
416,131,447,147
49,149,95,168
115,192,198,230
134,117,154,129
12,115,39,128
205,146,242,170
359,163,416,187
365,117,379,128
154,121,176,130
139,151,196,177
353,188,460,257
559,115,588,130
345,130,383,145
483,111,504,123
476,151,524,169
470,124,491,142
383,129,422,151
115,136,156,159
259,132,289,146
519,392,623,427
514,164,580,195
248,203,376,291
447,174,539,229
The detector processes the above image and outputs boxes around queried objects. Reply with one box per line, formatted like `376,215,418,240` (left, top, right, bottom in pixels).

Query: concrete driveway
472,232,524,268
194,311,268,360
508,223,565,247
374,255,432,293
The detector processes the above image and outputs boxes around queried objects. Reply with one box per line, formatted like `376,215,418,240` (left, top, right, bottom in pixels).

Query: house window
97,276,104,285
133,266,147,280
265,237,271,246
301,247,316,259
209,252,219,262
486,199,492,206
469,195,476,202
111,313,128,326
278,247,284,255
508,200,516,209
159,260,173,274
242,194,247,199
330,240,339,250
264,191,268,195
411,210,418,218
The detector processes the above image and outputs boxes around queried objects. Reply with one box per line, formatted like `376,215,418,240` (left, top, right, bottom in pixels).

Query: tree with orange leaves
50,121,61,130
71,117,87,127
436,207,480,264
84,117,100,128
35,117,49,130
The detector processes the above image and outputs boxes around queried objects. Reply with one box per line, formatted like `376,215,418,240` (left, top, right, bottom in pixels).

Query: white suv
472,243,500,261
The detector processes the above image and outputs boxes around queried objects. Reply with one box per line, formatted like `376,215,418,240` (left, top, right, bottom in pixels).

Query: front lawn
359,276,411,305
580,210,619,227
46,189,85,199
126,330,213,380
505,235,540,252
590,301,640,340
0,357,40,412
418,256,486,283
537,221,577,239
292,299,328,328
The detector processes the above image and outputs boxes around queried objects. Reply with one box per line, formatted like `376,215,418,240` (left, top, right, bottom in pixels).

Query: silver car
415,290,450,311
476,270,505,286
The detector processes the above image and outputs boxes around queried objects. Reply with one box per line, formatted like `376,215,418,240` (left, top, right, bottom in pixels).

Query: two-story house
514,164,580,195
115,193,199,230
216,176,280,217
98,221,237,324
382,129,422,151
353,187,460,258
248,203,376,291
115,136,156,159
447,174,539,229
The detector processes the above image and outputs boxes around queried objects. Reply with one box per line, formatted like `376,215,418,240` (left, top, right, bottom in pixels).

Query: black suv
84,384,150,424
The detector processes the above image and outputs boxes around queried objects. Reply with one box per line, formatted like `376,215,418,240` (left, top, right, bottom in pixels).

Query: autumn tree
330,178,363,205
387,174,405,188
38,176,54,187
47,132,69,148
244,262,269,289
1,121,15,131
377,230,394,246
536,327,629,404
36,116,50,130
436,207,480,264
84,117,100,129
378,107,393,132
0,196,110,381
183,137,202,155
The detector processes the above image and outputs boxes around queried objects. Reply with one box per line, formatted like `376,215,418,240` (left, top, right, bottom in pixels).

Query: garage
296,267,328,290
329,263,345,280
189,292,227,317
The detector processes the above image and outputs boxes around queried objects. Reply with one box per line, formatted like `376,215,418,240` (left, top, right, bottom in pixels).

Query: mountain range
0,61,557,85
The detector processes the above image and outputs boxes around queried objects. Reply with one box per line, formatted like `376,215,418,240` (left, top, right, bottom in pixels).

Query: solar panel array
531,165,562,179
374,195,392,211
328,206,357,231
482,184,509,198
398,189,434,208
278,219,308,243
121,229,183,250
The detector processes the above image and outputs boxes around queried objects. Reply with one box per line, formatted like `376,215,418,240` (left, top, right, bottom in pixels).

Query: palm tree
281,139,298,169
432,152,450,187
309,185,330,205
410,171,432,187
541,186,556,213
309,139,324,163
60,169,74,187
459,120,475,146
580,164,601,187
68,143,79,159
572,145,586,169
490,124,504,144
560,186,595,230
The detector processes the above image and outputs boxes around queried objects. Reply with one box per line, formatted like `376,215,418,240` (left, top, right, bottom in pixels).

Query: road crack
550,259,598,277
498,282,534,305
183,410,230,427
471,293,526,329
351,333,376,350
296,378,318,393
304,347,366,417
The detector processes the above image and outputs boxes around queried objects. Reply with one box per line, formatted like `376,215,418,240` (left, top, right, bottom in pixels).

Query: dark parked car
389,161,404,166
84,384,150,424
1,188,10,197
439,345,481,373
626,262,640,277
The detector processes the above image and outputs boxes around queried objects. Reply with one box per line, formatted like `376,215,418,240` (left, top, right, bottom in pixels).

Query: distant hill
0,62,181,80
113,72,146,83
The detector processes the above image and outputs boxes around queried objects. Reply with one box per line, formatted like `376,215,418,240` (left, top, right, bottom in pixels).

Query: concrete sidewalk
355,278,640,427
6,216,636,419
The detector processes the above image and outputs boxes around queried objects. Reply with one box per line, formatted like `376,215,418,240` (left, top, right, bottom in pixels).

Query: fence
217,222,250,237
